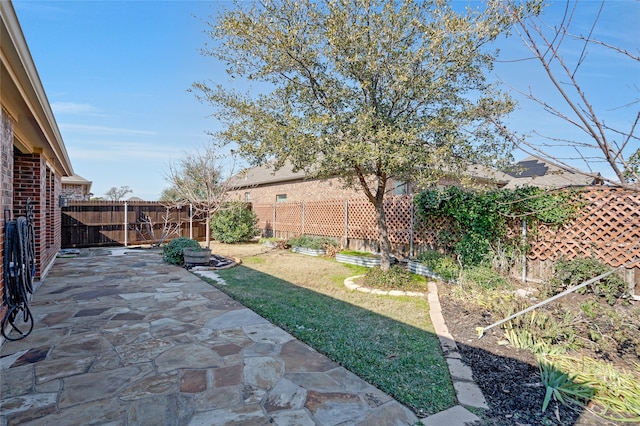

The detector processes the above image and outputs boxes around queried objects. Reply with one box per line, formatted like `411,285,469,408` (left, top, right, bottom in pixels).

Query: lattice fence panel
275,202,303,235
384,195,412,245
528,187,640,268
347,199,378,240
413,215,455,250
303,199,346,237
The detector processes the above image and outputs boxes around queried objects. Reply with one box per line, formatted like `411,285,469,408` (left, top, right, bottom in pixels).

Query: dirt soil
207,242,636,426
437,284,636,426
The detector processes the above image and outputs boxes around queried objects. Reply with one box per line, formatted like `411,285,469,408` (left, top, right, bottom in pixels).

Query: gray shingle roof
227,156,600,190
503,156,600,189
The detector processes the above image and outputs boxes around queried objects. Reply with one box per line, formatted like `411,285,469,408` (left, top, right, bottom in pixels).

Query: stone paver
421,405,481,426
1,248,419,425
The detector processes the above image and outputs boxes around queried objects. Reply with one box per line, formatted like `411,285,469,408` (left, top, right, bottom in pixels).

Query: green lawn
210,252,457,417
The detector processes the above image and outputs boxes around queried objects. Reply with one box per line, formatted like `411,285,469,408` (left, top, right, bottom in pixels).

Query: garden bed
438,284,638,425
291,246,326,256
336,251,391,267
406,260,449,282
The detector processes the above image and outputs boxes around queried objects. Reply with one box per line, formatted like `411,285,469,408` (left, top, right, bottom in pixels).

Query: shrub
416,250,460,282
288,235,338,250
363,266,426,292
551,257,629,305
539,361,595,413
163,237,201,265
211,202,260,243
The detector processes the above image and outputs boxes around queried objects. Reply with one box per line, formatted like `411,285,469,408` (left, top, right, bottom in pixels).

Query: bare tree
496,0,639,189
130,207,182,247
104,186,133,201
164,146,236,247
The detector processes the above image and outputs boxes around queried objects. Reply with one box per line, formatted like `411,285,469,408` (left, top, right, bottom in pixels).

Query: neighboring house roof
1,1,73,177
228,156,600,192
61,174,92,189
228,161,307,189
503,156,601,189
228,161,513,190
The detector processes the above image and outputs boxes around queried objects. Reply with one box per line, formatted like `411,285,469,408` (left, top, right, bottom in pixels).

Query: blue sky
13,0,639,200
14,0,225,200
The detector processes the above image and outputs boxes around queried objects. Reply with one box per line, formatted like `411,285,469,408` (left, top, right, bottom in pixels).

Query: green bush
363,265,426,292
163,237,201,265
288,235,338,250
416,250,460,282
551,257,629,305
211,202,260,243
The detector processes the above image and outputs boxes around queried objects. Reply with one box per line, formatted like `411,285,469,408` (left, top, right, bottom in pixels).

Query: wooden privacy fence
61,201,208,248
253,187,639,292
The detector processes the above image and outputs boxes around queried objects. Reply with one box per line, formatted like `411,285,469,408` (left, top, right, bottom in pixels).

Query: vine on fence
414,186,580,267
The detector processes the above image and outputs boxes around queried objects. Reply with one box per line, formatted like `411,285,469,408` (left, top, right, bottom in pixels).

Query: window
244,192,251,202
276,194,287,203
393,181,408,196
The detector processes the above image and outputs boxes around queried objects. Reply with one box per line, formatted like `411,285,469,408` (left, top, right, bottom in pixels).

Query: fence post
344,199,349,248
273,204,277,238
124,201,128,247
189,203,193,240
409,195,415,259
521,218,527,283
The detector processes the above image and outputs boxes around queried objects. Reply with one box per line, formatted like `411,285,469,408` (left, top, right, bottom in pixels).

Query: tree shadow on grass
213,265,601,425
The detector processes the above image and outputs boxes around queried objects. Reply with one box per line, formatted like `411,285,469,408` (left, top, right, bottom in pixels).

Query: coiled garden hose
2,203,36,341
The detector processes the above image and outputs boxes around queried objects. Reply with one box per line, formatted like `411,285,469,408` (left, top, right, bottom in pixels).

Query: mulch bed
437,284,629,426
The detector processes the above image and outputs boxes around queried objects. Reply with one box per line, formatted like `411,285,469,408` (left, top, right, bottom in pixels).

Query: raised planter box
291,246,326,257
183,248,211,266
407,260,451,282
261,238,282,248
336,252,386,268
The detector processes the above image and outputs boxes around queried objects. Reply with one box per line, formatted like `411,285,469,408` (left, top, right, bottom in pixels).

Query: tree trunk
205,213,211,248
374,201,392,271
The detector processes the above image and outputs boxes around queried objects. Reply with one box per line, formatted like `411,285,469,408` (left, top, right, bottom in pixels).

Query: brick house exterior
1,1,74,336
61,174,93,201
227,163,364,204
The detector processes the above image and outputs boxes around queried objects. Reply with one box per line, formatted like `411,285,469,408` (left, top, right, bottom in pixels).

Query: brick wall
0,109,15,323
228,176,379,204
13,152,43,279
12,151,61,279
61,184,87,201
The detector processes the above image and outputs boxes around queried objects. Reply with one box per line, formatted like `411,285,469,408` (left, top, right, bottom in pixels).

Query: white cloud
60,123,157,136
